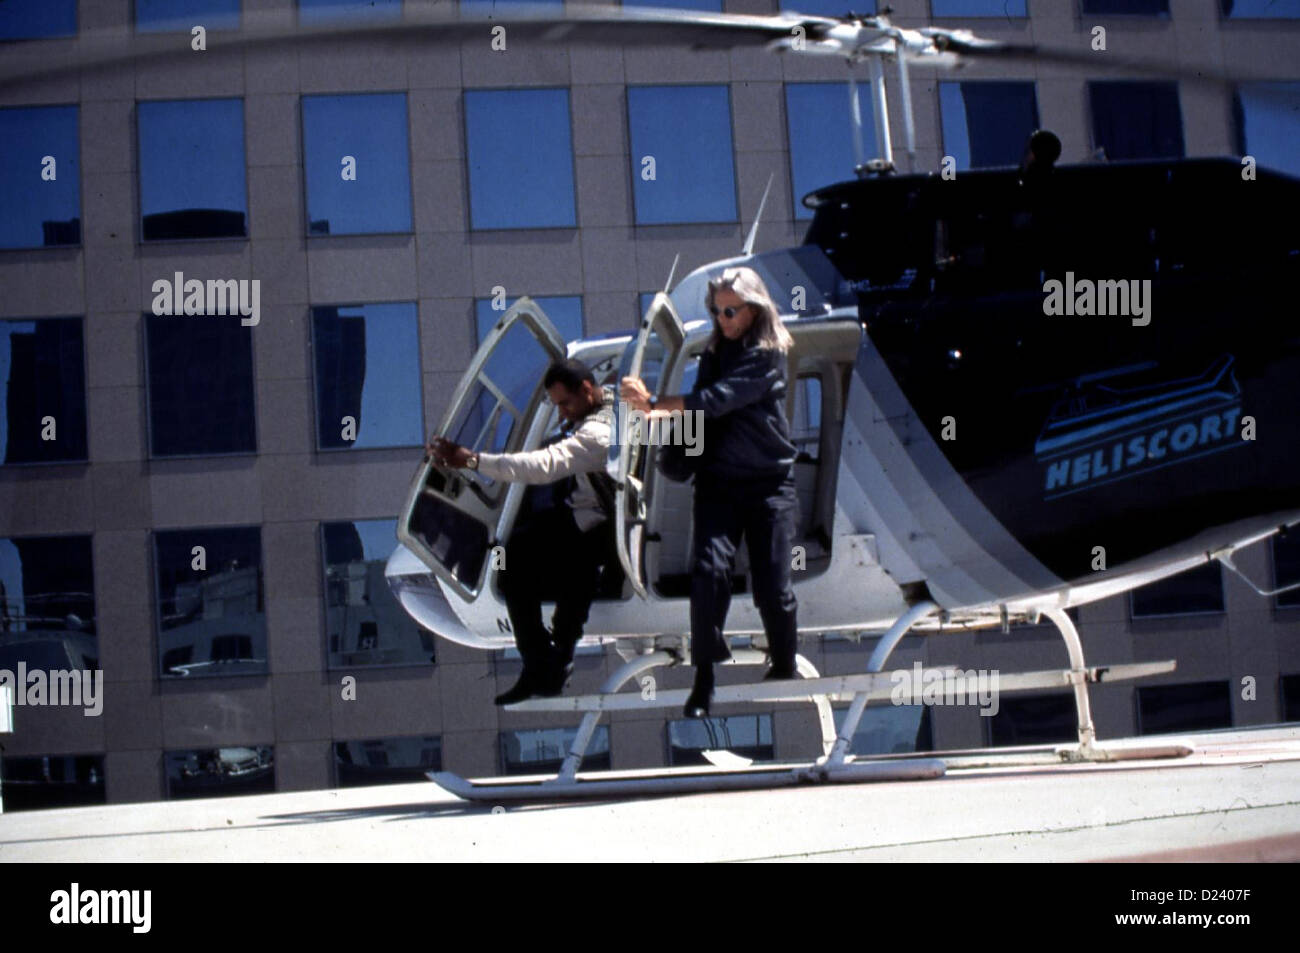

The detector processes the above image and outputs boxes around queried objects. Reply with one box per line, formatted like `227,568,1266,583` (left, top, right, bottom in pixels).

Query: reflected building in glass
0,0,1298,810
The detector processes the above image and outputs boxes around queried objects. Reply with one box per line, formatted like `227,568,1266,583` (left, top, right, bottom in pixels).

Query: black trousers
690,472,799,667
498,507,610,670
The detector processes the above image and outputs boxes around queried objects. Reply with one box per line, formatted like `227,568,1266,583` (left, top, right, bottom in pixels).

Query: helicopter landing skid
427,604,1188,802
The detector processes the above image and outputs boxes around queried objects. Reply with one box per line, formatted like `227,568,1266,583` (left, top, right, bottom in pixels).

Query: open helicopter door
398,298,567,602
611,293,686,599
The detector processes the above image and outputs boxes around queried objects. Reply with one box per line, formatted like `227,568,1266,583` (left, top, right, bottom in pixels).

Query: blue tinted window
779,0,871,14
668,714,774,765
155,526,266,678
624,0,721,9
145,313,256,456
0,318,87,464
1089,81,1184,160
335,736,442,786
312,303,423,450
323,520,435,668
0,536,96,676
628,85,736,225
1082,0,1168,12
840,704,932,754
475,296,582,346
1223,0,1300,15
464,89,576,230
136,0,240,32
299,0,402,23
1236,82,1300,178
166,746,274,797
932,0,1025,13
0,0,76,39
138,98,248,240
785,83,873,220
1130,562,1223,618
462,0,562,11
940,80,1038,170
0,106,80,248
0,756,104,811
302,93,412,235
501,726,610,774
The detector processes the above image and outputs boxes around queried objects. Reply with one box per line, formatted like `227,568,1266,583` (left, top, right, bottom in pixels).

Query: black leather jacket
683,336,797,481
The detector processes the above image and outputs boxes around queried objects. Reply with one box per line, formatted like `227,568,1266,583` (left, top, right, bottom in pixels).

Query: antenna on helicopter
742,173,775,258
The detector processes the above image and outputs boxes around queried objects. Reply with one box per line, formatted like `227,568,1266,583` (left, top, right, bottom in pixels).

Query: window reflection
939,81,1039,170
303,93,412,235
136,0,240,32
986,693,1076,746
464,89,576,229
1137,681,1232,735
334,736,442,786
312,303,423,450
0,318,88,464
1089,81,1184,160
138,99,248,240
628,85,736,225
298,0,402,23
1129,562,1224,618
931,0,1026,14
1222,0,1300,15
785,84,873,221
0,0,77,40
475,297,583,346
155,526,267,678
166,746,274,798
834,704,932,755
1235,82,1300,178
667,713,773,765
324,519,435,667
0,536,97,673
500,726,610,774
779,0,872,14
0,755,105,812
0,106,80,248
145,313,256,457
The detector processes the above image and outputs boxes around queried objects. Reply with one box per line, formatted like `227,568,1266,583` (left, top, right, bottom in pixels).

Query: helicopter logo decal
1034,355,1244,500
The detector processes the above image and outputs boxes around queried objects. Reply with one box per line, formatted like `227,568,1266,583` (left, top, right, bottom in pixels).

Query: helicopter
4,3,1298,800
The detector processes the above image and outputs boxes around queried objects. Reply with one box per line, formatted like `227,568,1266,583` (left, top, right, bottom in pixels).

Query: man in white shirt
429,359,618,704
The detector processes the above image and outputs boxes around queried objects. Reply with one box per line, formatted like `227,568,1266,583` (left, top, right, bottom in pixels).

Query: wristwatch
466,452,480,470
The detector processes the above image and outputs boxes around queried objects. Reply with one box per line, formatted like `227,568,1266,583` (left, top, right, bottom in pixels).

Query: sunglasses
709,304,750,319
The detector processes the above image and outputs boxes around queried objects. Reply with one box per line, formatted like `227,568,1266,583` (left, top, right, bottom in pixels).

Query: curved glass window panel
136,0,241,32
302,93,412,235
1088,81,1184,161
312,303,423,450
0,318,87,464
464,89,576,229
0,755,105,811
334,736,442,786
145,313,256,457
628,85,736,225
0,535,96,674
475,297,582,346
138,98,247,240
667,714,773,766
154,526,266,678
0,106,80,249
931,0,1025,14
785,83,873,221
323,519,436,668
939,80,1039,171
838,704,932,755
298,0,402,23
0,0,76,39
166,745,274,798
1235,82,1300,178
1222,0,1300,15
501,725,610,774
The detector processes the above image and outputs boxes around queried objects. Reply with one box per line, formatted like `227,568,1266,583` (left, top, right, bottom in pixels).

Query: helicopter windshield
666,245,858,322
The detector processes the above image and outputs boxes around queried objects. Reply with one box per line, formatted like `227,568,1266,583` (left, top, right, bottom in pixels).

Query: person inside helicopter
427,358,618,705
621,266,800,719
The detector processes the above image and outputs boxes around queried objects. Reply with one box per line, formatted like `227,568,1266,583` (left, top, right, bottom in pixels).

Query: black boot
763,661,797,681
494,668,539,706
683,664,714,718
